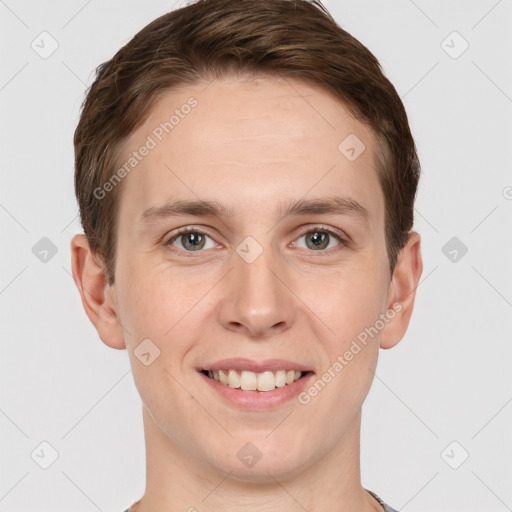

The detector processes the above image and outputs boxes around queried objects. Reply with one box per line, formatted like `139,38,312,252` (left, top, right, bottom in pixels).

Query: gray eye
170,231,216,251
297,230,341,251
181,232,205,251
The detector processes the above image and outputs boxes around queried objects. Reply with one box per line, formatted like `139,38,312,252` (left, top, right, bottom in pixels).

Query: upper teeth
207,369,302,392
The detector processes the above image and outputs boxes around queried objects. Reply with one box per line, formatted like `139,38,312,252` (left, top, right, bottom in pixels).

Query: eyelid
163,225,219,249
163,225,214,243
295,223,348,243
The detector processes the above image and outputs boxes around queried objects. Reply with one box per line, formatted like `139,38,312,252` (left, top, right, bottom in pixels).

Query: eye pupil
307,231,329,250
182,232,205,251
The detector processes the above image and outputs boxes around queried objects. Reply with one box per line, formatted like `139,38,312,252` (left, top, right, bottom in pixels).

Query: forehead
116,75,384,228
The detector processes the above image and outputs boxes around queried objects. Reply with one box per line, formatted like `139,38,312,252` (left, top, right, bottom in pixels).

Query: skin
71,75,423,512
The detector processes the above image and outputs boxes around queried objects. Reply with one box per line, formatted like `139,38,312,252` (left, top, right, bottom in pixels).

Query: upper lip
200,358,313,373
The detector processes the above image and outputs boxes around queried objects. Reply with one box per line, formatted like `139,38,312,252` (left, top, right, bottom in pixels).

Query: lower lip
199,371,314,410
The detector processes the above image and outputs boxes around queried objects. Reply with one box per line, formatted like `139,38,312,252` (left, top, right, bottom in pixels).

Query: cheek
115,256,194,341
116,272,202,426
299,286,383,427
306,262,389,345
298,259,388,403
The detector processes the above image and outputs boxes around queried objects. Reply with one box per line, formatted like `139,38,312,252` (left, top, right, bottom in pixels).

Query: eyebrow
138,196,371,227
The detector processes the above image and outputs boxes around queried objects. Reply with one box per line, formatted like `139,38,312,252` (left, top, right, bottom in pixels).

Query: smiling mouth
201,369,312,392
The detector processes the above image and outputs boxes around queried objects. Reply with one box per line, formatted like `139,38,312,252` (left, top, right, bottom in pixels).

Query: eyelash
163,225,349,256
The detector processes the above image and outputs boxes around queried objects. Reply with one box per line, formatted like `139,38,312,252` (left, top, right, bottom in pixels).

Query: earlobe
380,231,423,349
70,234,126,350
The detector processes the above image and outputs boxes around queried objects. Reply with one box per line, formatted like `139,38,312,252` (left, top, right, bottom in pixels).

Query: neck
133,406,382,512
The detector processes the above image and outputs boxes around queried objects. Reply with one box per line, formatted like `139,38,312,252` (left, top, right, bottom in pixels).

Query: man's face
112,76,394,479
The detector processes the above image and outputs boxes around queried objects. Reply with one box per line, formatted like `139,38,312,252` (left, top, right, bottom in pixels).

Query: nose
217,241,296,339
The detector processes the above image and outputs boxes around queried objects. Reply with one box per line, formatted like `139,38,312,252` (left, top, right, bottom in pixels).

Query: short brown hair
74,0,420,284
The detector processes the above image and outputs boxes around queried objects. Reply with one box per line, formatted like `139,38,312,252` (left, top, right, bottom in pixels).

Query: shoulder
366,488,400,512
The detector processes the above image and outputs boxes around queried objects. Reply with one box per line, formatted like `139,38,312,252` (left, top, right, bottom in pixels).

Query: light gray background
1,0,511,511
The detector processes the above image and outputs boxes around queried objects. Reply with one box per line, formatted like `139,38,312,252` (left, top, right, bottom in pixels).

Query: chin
201,435,312,483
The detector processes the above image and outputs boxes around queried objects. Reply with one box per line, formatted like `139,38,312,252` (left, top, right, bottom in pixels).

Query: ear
380,231,423,349
70,234,126,350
